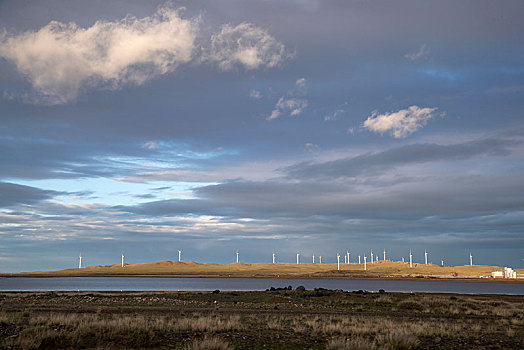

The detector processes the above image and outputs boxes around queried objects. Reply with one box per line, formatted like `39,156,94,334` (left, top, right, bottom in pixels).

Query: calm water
0,277,523,294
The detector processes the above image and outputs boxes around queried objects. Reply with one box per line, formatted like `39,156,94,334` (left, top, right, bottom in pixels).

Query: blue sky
1,0,523,272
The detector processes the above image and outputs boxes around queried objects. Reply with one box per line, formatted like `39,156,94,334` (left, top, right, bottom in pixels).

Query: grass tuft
375,331,419,349
186,336,232,350
327,336,376,349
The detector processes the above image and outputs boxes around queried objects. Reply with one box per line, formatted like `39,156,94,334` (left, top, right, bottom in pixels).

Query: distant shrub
375,331,419,349
186,336,231,350
326,336,376,350
375,295,393,304
397,300,424,311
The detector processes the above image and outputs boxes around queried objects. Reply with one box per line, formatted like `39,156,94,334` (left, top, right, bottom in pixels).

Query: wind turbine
272,252,275,264
383,249,386,261
296,253,300,264
337,253,340,271
236,250,239,263
371,249,373,263
470,252,473,266
358,255,361,264
312,254,315,263
364,255,367,271
441,258,444,267
344,254,347,264
121,253,124,268
78,253,82,269
346,251,350,264
319,256,322,264
178,250,181,262
409,250,412,268
376,256,378,262
424,249,428,265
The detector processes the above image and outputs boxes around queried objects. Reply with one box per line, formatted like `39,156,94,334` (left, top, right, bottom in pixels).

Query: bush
397,300,424,311
326,336,376,350
375,331,419,350
186,336,232,350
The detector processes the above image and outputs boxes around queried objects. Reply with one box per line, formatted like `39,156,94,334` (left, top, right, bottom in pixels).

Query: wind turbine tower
347,251,350,264
371,249,374,263
121,253,124,268
312,255,315,263
441,259,444,267
178,250,181,262
78,253,82,269
272,252,275,264
409,250,413,268
470,252,473,266
344,254,347,264
358,255,361,264
364,256,367,271
424,249,428,265
337,253,340,271
319,256,322,264
383,249,386,261
296,253,300,264
236,250,239,263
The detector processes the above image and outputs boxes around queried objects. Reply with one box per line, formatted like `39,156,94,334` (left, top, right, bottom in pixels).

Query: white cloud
267,78,308,120
142,141,159,150
208,22,288,71
0,5,198,104
268,109,282,120
249,89,262,99
0,7,290,104
295,77,307,91
363,105,438,138
304,143,320,153
278,97,307,116
268,97,307,120
405,44,429,61
324,108,344,121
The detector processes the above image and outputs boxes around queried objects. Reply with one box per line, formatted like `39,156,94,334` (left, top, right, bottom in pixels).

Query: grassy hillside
8,260,524,279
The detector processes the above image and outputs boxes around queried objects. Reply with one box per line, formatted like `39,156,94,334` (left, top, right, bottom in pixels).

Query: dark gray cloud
283,137,520,180
133,194,156,199
0,182,59,207
124,173,524,221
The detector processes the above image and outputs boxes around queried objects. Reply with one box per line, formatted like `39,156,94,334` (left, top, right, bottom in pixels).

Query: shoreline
1,290,524,299
1,273,523,283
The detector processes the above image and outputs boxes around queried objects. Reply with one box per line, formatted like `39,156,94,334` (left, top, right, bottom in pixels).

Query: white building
493,267,517,278
504,267,517,279
491,271,503,278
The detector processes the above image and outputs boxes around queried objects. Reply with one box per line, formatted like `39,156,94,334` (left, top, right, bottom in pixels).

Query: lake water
1,277,523,294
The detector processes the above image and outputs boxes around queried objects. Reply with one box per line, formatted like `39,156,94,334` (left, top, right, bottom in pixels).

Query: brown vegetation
0,290,522,349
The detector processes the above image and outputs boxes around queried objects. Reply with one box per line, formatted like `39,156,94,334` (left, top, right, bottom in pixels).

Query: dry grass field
7,260,523,280
1,289,522,349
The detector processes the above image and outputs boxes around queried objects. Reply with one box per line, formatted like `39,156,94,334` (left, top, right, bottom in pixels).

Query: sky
1,0,523,272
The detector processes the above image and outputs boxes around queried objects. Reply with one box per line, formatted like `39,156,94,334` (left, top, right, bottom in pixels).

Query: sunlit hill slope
7,260,523,279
